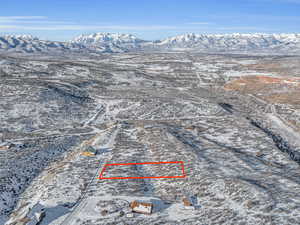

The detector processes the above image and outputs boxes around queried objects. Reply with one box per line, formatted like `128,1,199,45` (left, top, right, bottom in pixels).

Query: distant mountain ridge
156,33,300,52
0,35,85,54
1,32,300,54
70,33,146,53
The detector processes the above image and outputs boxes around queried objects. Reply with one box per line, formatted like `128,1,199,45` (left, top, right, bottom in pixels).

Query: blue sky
1,0,300,41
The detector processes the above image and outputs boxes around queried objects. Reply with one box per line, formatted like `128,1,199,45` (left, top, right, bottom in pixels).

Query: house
0,146,9,151
81,146,97,157
126,213,134,218
182,196,196,210
130,200,153,215
182,197,193,207
185,125,196,130
0,142,14,150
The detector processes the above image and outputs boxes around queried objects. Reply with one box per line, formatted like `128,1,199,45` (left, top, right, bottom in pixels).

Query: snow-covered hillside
157,33,300,53
1,52,300,225
72,33,144,45
1,33,300,54
0,35,85,54
71,33,146,53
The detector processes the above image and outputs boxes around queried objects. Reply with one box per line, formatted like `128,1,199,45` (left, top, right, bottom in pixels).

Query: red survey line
99,165,107,178
97,161,186,180
181,162,186,177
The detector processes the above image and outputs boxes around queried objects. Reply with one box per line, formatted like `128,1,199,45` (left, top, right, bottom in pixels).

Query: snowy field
1,53,300,225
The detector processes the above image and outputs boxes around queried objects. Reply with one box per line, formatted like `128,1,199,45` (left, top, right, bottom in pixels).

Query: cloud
217,26,268,30
0,16,288,34
0,16,47,19
0,16,47,22
0,25,19,29
215,26,279,33
0,16,76,25
0,16,180,31
0,24,179,31
186,22,213,25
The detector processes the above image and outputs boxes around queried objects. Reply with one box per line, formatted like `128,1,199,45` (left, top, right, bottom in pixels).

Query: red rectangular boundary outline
97,161,186,180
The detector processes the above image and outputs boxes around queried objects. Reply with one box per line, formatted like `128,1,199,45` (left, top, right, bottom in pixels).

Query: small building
126,213,134,218
0,146,8,151
182,197,193,207
182,196,197,210
0,142,14,150
130,201,153,215
81,146,97,157
185,125,196,131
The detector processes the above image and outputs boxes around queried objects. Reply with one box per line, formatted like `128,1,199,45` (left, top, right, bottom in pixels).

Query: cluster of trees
250,119,300,164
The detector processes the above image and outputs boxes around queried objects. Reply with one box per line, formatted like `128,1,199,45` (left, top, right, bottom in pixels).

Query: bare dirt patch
224,75,300,105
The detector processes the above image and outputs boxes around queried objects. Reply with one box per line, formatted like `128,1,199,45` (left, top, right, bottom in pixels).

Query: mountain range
1,32,300,54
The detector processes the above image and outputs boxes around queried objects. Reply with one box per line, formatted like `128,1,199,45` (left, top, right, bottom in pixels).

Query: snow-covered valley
0,52,300,225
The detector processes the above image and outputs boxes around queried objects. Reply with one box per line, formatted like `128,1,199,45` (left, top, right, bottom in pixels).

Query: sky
1,0,300,41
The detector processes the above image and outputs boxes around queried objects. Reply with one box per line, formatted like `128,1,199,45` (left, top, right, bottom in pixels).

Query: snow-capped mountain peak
70,32,146,53
2,34,38,41
0,35,83,54
157,33,300,52
71,32,144,45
